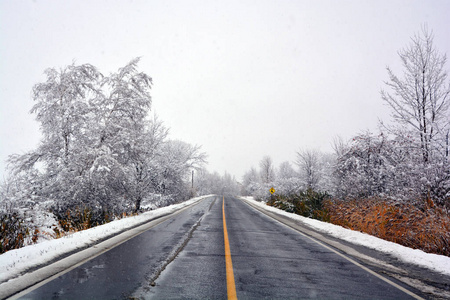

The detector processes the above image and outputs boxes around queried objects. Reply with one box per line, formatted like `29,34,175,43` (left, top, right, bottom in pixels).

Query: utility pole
446,130,449,157
192,170,194,189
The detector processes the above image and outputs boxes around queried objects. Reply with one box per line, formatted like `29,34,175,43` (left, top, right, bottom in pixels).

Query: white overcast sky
1,0,450,180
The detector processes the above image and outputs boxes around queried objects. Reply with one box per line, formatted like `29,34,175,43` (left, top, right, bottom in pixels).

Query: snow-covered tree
9,63,102,211
6,58,209,228
275,161,300,195
381,27,450,163
152,140,207,203
219,172,240,196
91,58,154,211
319,153,336,194
241,167,260,196
333,132,392,198
259,156,275,184
278,161,296,179
381,27,450,202
296,149,322,190
31,63,102,167
195,169,216,196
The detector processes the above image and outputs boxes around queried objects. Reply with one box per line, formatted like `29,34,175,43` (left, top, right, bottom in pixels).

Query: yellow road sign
269,187,275,194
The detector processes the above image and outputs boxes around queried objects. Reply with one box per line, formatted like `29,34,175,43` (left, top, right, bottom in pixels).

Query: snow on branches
3,59,207,239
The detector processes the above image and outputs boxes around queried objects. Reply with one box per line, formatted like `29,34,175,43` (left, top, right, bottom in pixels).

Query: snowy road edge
239,196,450,277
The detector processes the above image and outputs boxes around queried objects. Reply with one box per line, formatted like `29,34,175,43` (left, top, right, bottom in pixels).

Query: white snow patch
0,195,212,284
241,196,450,276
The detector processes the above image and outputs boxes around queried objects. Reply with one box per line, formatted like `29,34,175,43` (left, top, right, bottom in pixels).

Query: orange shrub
324,198,450,257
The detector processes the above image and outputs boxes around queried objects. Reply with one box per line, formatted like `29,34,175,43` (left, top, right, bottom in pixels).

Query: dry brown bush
324,198,450,257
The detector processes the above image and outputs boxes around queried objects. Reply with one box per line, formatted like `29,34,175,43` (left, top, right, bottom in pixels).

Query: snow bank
241,196,450,276
0,195,212,284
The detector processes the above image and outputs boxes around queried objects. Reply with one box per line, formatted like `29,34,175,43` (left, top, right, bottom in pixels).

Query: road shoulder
240,197,450,299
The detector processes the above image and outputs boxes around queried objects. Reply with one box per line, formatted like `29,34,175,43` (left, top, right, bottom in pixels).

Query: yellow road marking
223,196,237,300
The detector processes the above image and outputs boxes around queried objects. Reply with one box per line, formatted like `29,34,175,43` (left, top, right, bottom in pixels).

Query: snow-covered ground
241,196,450,276
0,195,212,284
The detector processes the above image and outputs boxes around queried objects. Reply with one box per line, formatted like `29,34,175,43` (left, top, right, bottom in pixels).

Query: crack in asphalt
208,197,217,212
150,219,203,286
133,202,213,297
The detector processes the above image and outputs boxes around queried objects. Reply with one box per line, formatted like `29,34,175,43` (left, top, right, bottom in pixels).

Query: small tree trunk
134,197,142,213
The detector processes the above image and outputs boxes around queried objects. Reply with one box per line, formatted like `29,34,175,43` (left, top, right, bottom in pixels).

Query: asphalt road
13,196,427,299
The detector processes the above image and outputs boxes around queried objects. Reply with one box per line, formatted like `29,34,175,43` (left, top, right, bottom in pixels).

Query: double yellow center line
222,196,237,300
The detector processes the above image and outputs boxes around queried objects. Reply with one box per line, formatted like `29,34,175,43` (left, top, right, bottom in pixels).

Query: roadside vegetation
267,194,450,256
266,190,330,222
325,198,450,256
244,27,450,257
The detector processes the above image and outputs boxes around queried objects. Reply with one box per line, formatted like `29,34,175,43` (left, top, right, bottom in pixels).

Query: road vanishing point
5,196,448,299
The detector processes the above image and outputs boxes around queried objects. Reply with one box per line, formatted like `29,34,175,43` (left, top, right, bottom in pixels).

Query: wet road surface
14,196,424,299
148,197,421,300
16,197,216,299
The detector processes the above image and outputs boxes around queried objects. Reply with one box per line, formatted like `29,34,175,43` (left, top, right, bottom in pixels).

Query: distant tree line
195,170,240,197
